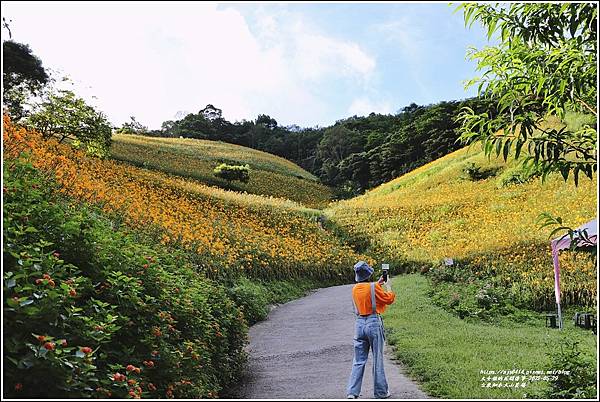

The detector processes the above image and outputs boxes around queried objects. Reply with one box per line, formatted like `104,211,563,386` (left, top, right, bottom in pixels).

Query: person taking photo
347,260,395,399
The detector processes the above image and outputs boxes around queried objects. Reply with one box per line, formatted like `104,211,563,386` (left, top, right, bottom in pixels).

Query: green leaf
515,140,524,160
549,226,572,240
6,298,19,308
536,76,545,94
503,139,511,161
560,166,569,181
495,139,502,156
24,306,40,315
569,11,578,37
487,19,497,40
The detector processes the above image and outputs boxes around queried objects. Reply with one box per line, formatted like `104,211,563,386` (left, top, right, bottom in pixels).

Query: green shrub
3,158,247,398
26,89,112,158
541,338,596,398
427,262,520,321
461,162,499,181
213,163,250,183
227,277,270,325
261,279,320,304
427,261,473,284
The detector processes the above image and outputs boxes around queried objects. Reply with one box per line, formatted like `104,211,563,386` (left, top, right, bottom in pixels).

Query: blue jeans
347,314,388,398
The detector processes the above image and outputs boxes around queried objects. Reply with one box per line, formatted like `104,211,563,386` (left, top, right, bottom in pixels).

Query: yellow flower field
4,117,367,282
326,146,597,308
110,134,333,209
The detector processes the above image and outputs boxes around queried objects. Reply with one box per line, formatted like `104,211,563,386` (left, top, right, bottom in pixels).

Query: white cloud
2,2,377,129
291,21,375,83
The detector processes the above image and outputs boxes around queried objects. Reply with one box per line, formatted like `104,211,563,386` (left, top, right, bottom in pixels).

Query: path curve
232,284,429,399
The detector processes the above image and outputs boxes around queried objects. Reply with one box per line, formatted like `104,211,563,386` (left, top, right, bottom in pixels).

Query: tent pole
557,302,562,330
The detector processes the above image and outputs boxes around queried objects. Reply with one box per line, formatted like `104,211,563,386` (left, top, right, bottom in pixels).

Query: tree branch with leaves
455,3,597,186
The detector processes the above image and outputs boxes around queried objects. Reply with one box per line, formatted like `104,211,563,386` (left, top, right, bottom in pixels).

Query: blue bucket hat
354,260,374,282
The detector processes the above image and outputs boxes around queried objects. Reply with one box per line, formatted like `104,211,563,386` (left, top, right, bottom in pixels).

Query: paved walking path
233,284,429,399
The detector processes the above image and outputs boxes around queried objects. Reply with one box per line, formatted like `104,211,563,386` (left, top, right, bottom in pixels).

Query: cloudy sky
2,1,490,129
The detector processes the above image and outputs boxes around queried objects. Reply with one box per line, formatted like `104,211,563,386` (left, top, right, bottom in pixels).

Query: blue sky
2,2,490,129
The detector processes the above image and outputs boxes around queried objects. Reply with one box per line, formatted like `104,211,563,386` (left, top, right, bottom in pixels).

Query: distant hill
110,134,333,209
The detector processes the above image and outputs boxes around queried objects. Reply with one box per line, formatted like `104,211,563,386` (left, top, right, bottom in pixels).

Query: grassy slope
326,145,596,262
110,134,333,209
325,145,596,309
384,274,597,399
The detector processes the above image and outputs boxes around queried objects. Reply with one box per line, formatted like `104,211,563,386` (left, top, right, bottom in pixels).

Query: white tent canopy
550,219,597,329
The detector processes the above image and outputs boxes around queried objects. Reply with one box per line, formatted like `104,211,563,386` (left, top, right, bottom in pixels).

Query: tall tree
200,104,223,121
456,3,597,185
2,40,49,120
256,114,278,130
115,116,148,135
27,90,112,158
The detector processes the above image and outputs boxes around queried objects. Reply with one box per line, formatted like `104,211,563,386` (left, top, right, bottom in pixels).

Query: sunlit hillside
4,118,366,283
110,134,333,208
325,145,597,309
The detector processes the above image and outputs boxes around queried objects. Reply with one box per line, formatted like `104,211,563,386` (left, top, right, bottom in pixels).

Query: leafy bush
3,158,247,398
225,277,324,326
227,277,269,325
427,262,520,320
541,338,596,398
213,163,250,183
427,261,473,285
26,90,112,158
475,283,503,309
461,162,499,181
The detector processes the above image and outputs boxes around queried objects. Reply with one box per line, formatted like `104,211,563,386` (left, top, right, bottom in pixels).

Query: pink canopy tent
550,218,597,329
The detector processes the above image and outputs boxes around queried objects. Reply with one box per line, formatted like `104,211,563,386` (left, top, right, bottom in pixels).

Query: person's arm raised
378,275,393,292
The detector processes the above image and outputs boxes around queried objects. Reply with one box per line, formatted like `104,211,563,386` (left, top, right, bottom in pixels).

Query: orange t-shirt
352,282,395,315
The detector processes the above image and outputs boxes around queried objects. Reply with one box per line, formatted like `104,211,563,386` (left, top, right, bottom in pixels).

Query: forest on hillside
119,98,495,197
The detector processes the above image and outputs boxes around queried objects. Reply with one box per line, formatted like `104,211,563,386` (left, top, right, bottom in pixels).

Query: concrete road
232,284,429,399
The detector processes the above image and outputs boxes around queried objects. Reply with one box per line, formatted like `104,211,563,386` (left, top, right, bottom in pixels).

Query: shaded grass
383,274,597,399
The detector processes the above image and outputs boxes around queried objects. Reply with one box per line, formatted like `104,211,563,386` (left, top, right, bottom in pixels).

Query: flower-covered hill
110,134,333,209
4,118,367,283
325,145,597,310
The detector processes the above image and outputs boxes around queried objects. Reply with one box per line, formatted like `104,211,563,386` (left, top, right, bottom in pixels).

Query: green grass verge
383,274,597,399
